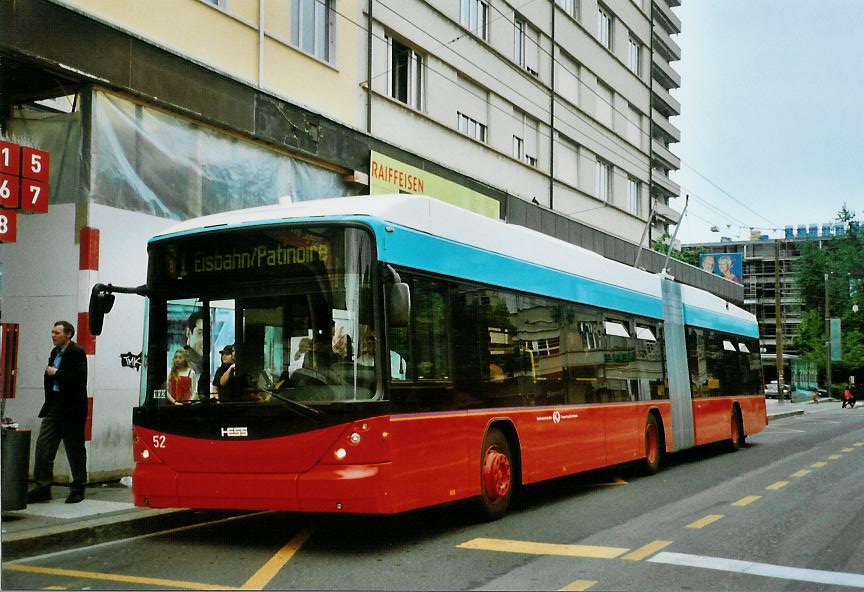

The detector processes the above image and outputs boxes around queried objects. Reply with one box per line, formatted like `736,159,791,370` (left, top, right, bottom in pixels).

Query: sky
671,0,864,245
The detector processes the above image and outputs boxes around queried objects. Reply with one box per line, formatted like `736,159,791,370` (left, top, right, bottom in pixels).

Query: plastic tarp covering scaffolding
89,91,354,219
7,89,354,219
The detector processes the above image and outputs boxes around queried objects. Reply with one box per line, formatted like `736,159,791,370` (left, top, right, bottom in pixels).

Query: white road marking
648,552,864,589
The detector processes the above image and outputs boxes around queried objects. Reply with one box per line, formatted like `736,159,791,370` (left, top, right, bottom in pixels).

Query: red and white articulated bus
90,195,766,519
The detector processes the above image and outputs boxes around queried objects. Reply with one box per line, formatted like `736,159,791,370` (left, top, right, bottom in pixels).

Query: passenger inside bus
166,349,197,405
212,344,246,402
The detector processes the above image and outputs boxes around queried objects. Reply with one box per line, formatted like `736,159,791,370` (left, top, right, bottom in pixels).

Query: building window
628,37,641,75
595,159,611,202
291,0,331,62
597,5,612,49
555,0,580,19
514,16,539,75
596,82,613,128
461,0,489,40
387,35,423,110
458,112,487,142
554,134,579,188
628,177,641,214
513,109,538,166
626,104,641,146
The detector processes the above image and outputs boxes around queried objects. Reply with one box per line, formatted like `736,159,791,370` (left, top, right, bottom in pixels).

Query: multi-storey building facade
684,233,833,387
1,0,689,479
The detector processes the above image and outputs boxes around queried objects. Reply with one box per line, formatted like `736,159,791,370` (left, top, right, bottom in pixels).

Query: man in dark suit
27,321,89,504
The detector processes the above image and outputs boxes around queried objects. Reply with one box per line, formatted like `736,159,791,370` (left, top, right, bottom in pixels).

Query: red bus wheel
727,408,745,452
478,428,513,520
641,414,662,475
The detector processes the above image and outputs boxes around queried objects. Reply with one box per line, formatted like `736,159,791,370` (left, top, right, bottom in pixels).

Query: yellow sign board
369,151,500,219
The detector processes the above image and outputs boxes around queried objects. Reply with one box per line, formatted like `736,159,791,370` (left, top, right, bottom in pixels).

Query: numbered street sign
0,173,20,208
20,178,48,213
0,210,17,243
21,147,49,182
0,141,21,175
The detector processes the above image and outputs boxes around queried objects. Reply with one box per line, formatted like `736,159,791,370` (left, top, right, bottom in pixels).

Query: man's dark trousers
33,416,87,494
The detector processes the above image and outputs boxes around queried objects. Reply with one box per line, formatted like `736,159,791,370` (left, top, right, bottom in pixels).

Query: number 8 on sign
0,211,17,243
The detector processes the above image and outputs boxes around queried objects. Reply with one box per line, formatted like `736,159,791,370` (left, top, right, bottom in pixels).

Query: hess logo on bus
221,427,248,437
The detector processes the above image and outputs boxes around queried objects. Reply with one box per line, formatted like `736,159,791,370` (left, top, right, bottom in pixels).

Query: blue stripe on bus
375,221,666,320
683,304,759,338
151,214,757,337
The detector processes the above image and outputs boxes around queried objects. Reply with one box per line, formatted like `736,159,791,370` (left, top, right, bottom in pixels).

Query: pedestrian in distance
27,321,89,504
842,385,856,409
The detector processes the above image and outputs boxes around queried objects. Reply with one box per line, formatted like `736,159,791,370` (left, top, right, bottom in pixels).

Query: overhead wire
322,0,774,231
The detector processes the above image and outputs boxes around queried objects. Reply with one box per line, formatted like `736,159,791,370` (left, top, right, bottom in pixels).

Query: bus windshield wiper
263,390,322,419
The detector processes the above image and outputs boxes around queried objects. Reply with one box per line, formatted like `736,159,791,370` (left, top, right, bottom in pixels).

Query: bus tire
640,414,663,475
727,407,745,452
478,427,514,520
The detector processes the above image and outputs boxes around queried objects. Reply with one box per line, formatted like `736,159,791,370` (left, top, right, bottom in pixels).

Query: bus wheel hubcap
482,446,511,501
646,424,657,464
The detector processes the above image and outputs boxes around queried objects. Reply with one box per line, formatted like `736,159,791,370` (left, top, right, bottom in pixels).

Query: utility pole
825,272,832,397
775,240,784,403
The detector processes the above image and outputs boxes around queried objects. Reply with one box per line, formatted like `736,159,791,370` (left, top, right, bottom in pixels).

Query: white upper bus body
154,194,757,337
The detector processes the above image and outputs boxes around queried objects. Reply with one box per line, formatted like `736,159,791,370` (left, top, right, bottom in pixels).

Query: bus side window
409,278,449,381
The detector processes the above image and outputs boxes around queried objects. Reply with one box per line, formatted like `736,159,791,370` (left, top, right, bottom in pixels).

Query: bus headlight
349,432,362,445
334,448,347,460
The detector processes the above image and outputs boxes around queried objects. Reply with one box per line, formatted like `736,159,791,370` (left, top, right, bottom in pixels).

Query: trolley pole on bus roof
661,195,689,275
775,240,784,405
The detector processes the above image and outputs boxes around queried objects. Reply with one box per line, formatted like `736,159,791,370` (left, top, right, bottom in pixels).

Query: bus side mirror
388,282,411,328
384,265,410,328
88,284,116,336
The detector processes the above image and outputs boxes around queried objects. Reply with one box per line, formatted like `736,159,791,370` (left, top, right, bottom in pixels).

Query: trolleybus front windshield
145,225,377,406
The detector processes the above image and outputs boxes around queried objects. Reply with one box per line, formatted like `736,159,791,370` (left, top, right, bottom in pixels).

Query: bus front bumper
132,462,394,514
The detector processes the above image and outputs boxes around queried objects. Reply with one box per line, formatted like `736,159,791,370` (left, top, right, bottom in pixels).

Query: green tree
651,232,706,267
794,204,864,392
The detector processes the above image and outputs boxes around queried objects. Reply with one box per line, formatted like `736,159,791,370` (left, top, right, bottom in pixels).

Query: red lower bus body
132,396,766,514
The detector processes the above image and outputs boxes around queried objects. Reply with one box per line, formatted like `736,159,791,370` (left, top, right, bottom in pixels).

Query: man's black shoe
65,491,85,504
27,488,52,503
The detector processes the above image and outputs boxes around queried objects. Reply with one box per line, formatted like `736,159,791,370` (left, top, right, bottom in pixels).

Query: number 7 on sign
21,179,48,213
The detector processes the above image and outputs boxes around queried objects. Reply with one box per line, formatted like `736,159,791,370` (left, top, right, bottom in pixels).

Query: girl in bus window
167,348,197,405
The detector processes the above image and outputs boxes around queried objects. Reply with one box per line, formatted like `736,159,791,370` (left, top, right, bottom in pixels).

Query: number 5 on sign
21,147,49,182
20,179,48,213
0,211,17,243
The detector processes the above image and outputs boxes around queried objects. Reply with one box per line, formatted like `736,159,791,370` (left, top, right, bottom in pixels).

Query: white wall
0,203,173,482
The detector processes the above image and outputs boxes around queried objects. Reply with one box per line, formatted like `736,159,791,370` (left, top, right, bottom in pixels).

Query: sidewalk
1,482,235,561
0,398,840,561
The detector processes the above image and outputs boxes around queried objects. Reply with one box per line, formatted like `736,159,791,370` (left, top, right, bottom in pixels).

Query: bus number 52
153,435,166,448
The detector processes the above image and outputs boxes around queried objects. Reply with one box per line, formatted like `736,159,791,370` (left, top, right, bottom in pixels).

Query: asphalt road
4,404,864,591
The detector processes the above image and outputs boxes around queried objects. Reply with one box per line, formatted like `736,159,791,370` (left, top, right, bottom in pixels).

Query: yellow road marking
791,470,810,478
829,454,842,460
457,538,628,559
42,587,67,590
732,495,761,507
3,564,234,590
686,515,723,529
241,527,312,590
841,448,854,452
766,481,789,490
621,540,672,561
560,580,597,591
811,461,827,468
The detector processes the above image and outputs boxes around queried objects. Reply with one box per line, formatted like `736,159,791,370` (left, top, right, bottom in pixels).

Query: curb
767,410,805,421
2,508,239,561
